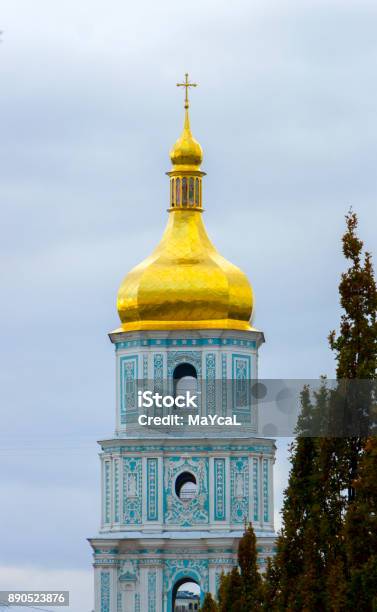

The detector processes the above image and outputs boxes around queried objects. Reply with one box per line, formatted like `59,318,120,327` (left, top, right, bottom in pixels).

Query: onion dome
169,107,203,171
116,75,254,332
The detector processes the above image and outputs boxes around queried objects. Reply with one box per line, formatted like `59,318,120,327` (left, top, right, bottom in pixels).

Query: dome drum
167,172,204,210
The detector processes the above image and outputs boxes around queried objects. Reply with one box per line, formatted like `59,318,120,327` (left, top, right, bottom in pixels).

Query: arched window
175,471,198,501
171,178,175,207
195,178,199,206
189,177,194,205
173,363,198,397
182,177,187,205
176,178,181,205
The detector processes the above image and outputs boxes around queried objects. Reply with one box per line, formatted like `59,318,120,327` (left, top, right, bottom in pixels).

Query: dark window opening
173,363,198,399
175,471,198,501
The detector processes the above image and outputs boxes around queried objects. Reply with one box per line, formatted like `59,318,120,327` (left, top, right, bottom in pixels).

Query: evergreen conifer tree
343,437,377,610
328,210,377,500
218,567,243,612
323,211,377,607
226,212,377,609
217,571,230,612
266,211,377,610
238,523,263,610
329,211,377,381
262,557,280,611
270,385,328,611
200,592,218,612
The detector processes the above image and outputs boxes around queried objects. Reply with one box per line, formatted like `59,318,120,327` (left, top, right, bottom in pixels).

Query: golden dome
117,210,253,331
169,108,203,171
116,75,254,332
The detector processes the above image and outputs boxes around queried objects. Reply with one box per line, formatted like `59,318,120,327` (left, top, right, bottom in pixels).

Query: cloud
1,0,377,606
0,566,93,612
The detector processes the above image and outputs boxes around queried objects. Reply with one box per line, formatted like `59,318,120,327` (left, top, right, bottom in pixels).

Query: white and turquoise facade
89,328,276,611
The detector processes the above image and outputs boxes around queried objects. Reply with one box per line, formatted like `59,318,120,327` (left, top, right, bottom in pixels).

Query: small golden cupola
116,74,254,332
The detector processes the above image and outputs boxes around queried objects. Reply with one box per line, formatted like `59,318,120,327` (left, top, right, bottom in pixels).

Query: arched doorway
172,577,200,612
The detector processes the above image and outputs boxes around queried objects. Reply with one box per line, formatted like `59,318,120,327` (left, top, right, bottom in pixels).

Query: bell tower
88,76,276,612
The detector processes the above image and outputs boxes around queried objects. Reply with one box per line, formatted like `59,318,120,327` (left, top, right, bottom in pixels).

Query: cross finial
176,73,197,110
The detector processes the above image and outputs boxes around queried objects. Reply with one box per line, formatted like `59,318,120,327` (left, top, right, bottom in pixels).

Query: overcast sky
1,0,377,610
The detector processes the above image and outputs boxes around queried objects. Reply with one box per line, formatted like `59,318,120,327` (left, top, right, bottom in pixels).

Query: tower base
89,532,276,612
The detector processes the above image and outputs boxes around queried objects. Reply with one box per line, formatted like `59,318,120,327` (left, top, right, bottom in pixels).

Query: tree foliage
344,436,377,610
200,592,218,612
217,523,263,611
212,211,377,610
329,210,377,380
218,567,243,612
238,523,263,609
270,385,329,611
264,211,377,610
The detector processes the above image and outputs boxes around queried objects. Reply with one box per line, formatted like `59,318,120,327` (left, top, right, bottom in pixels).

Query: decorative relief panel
263,458,269,522
114,459,120,523
148,569,157,612
221,353,227,417
153,353,164,419
147,458,159,521
206,353,216,415
122,457,142,524
230,457,249,523
214,458,226,521
164,559,209,594
118,559,139,579
134,593,140,612
215,570,222,596
104,462,111,525
164,456,208,526
100,571,110,612
167,351,202,390
232,354,251,413
143,354,148,387
253,457,259,522
115,337,256,349
153,353,163,393
103,442,272,454
120,355,138,425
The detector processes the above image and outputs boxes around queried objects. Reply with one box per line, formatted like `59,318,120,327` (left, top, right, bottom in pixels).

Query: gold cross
176,73,197,109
